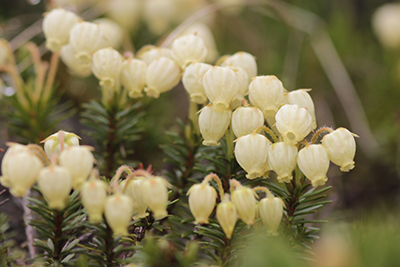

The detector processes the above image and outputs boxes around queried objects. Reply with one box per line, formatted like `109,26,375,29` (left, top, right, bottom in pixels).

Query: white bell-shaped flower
249,75,285,118
203,66,239,111
92,48,122,89
37,166,72,210
297,144,330,187
187,182,217,224
0,144,29,188
42,131,80,159
216,194,237,239
228,66,249,108
372,3,400,49
259,196,284,236
143,0,177,35
107,0,141,32
234,133,271,179
232,106,264,138
268,142,298,183
145,57,181,98
121,58,147,98
81,178,108,222
60,44,92,77
93,18,124,49
321,128,356,172
136,45,173,65
2,148,44,197
221,51,257,82
59,146,94,189
126,177,149,220
69,22,106,64
104,193,134,235
275,104,312,145
92,48,123,89
172,34,208,69
182,62,212,104
231,186,257,225
43,8,80,52
142,176,170,220
286,89,317,129
198,104,231,146
180,23,219,63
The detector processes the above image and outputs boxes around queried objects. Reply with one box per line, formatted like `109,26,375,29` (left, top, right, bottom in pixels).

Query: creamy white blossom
321,128,356,172
275,104,312,145
297,144,330,187
199,104,231,146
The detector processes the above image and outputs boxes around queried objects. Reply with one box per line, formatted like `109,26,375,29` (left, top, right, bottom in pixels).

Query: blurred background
1,0,400,264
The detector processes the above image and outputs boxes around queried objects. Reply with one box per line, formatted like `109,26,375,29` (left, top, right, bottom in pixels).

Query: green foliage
5,87,74,143
29,189,85,266
81,99,144,178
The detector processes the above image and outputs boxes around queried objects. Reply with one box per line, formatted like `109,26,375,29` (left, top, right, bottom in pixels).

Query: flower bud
172,34,207,69
107,0,141,32
258,196,284,236
136,45,173,65
229,66,249,108
187,182,217,224
143,0,177,35
1,144,29,188
234,133,271,179
37,166,72,210
372,3,400,49
2,148,44,197
93,18,123,49
203,66,239,111
43,8,80,52
231,187,257,225
232,107,264,138
60,44,92,77
59,146,94,189
181,23,219,63
286,89,317,129
69,22,106,64
41,131,80,159
268,142,298,183
220,51,257,82
92,48,123,89
297,144,330,187
104,193,134,235
249,76,285,118
126,177,149,220
198,104,231,146
142,176,170,220
216,194,237,239
145,57,181,98
321,128,356,172
81,178,108,222
275,104,312,145
182,62,212,104
121,58,147,98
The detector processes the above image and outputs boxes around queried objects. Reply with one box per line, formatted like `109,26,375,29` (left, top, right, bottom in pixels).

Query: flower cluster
1,131,93,205
0,130,171,236
187,174,285,238
184,50,357,187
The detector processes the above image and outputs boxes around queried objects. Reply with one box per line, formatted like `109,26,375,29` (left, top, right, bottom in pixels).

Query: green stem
53,210,64,265
104,221,115,267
